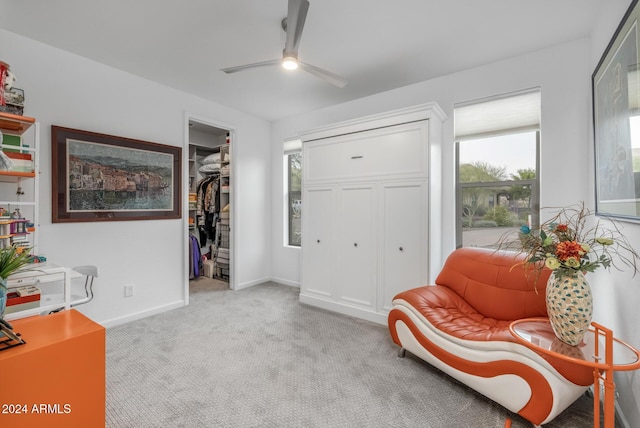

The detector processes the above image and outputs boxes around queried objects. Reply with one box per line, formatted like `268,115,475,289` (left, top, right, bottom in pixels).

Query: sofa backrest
435,247,550,320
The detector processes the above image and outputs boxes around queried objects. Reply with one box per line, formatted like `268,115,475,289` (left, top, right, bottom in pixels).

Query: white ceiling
0,0,605,122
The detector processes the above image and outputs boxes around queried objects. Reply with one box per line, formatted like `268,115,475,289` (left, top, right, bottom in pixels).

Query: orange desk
0,310,105,428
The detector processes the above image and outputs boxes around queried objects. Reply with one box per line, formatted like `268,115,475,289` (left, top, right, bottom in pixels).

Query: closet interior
188,120,231,286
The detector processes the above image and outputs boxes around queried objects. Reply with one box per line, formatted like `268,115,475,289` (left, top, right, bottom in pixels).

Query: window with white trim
455,89,541,248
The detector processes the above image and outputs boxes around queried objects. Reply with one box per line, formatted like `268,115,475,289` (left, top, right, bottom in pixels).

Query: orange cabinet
0,310,105,427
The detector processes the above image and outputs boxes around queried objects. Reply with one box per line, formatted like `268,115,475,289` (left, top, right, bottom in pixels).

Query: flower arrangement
0,246,32,282
0,246,33,322
502,203,639,279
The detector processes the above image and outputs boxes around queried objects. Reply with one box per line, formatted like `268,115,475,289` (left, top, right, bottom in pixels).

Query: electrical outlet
124,284,134,297
591,382,620,401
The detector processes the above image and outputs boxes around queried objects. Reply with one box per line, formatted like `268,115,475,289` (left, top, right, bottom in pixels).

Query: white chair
70,265,99,307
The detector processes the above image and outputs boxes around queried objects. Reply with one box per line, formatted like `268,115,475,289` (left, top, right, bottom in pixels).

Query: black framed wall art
593,0,640,220
51,126,181,223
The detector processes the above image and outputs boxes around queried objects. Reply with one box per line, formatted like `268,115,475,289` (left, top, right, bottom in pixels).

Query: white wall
271,37,592,285
1,28,272,327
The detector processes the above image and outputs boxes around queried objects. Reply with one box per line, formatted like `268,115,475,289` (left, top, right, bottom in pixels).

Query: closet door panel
304,121,428,182
337,185,376,309
301,186,335,298
380,181,428,312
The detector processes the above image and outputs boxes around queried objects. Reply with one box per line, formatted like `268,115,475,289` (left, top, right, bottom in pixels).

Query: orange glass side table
508,317,640,428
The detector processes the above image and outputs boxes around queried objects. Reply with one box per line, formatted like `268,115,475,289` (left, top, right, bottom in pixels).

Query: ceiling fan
221,0,347,88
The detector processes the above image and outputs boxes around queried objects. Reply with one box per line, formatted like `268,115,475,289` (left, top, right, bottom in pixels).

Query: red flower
555,224,569,232
555,240,584,261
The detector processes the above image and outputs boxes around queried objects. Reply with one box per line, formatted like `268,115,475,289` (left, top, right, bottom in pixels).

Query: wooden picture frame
51,126,181,223
593,0,640,220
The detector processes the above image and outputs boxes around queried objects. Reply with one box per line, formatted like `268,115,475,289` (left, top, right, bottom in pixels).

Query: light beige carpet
106,282,595,427
189,276,229,291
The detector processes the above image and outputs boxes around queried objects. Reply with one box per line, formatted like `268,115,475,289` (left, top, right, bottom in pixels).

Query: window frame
455,130,540,249
285,151,302,247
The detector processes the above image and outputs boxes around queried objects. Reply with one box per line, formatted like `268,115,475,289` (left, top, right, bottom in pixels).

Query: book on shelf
15,285,41,297
4,157,34,173
5,286,41,314
7,290,40,304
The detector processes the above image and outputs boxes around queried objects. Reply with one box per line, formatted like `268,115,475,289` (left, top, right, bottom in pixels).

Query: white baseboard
234,277,272,290
299,293,387,325
269,277,300,288
101,300,185,328
236,276,302,289
615,394,631,428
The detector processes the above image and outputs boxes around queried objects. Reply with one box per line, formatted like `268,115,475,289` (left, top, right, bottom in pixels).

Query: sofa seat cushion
395,284,516,342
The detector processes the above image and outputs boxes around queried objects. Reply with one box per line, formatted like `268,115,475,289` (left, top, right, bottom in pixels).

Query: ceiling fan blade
284,0,310,55
221,59,281,74
299,61,348,88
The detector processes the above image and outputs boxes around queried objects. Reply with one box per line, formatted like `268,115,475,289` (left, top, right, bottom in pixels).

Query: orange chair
388,247,593,426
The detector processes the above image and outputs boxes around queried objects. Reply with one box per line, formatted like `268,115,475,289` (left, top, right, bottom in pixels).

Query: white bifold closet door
336,184,377,310
379,181,428,313
301,187,334,299
300,106,445,325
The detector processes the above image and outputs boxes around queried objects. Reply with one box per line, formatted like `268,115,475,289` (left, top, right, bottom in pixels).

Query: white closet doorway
185,115,235,300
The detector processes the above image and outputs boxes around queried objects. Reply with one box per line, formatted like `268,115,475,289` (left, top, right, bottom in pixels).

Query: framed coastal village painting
593,0,640,220
51,126,181,222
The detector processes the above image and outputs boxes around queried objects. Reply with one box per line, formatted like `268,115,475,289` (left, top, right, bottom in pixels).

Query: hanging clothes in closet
196,173,221,245
188,234,202,279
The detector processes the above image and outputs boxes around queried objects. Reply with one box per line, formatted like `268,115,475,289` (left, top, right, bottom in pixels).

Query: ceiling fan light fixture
221,0,346,87
282,54,299,70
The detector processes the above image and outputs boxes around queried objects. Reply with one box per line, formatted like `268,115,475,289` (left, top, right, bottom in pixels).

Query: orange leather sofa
388,247,593,426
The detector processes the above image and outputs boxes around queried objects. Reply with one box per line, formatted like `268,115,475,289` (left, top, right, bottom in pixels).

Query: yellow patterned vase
545,270,593,346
